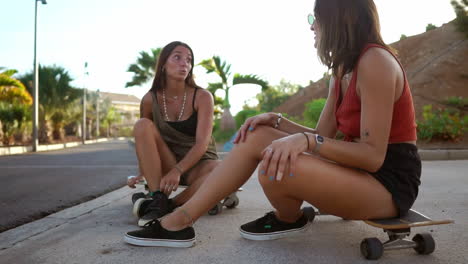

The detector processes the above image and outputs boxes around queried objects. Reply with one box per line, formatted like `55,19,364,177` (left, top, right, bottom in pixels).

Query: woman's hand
159,169,181,196
234,113,276,144
259,133,309,181
127,174,144,188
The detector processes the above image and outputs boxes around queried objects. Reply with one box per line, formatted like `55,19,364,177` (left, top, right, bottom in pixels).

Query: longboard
360,209,454,260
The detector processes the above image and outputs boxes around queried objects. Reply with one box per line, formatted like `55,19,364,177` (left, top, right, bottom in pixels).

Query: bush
0,102,30,145
451,0,468,37
426,23,437,32
417,105,467,141
400,34,408,41
212,119,236,144
234,108,263,128
302,98,326,128
444,96,468,108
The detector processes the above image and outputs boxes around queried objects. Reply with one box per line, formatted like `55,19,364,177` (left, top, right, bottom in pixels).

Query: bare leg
259,153,398,222
161,125,282,230
133,118,177,192
171,160,220,205
161,125,397,230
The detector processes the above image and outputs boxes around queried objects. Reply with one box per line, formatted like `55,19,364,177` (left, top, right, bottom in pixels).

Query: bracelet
274,113,283,128
302,132,310,150
174,164,183,174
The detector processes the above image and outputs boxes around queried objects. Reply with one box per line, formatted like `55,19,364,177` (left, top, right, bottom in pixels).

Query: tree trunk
220,107,236,131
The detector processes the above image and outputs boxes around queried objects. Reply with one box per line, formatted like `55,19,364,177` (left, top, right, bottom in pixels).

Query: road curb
127,138,468,161
0,185,138,250
418,149,468,160
0,137,130,156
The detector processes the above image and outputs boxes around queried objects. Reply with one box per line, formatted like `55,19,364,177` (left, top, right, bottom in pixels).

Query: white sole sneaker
124,234,195,248
239,222,310,241
132,198,151,217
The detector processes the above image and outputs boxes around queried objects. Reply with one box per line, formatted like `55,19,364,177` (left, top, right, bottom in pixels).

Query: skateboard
127,175,242,216
360,209,454,260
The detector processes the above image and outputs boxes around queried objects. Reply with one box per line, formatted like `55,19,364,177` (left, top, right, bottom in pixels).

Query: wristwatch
313,134,324,154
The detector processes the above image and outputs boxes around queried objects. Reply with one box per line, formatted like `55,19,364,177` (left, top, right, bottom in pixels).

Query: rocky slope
274,21,468,120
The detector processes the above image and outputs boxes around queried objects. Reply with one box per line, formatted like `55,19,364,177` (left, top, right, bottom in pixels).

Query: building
99,91,141,127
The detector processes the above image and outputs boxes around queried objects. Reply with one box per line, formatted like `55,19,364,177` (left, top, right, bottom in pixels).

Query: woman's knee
258,168,277,190
133,118,154,138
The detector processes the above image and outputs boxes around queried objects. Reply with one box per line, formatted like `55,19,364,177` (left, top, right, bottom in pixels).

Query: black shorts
370,143,421,216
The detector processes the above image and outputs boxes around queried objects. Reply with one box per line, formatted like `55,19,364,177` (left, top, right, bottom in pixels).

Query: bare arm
308,48,399,172
251,76,338,137
173,89,215,173
314,75,338,138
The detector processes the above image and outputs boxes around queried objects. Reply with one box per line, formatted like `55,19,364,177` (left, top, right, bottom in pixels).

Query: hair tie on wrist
174,164,183,174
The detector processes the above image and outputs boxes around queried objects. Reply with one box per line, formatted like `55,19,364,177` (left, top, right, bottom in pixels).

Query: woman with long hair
129,41,219,227
125,0,421,248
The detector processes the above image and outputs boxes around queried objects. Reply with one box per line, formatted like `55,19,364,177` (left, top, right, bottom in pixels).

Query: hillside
274,21,468,121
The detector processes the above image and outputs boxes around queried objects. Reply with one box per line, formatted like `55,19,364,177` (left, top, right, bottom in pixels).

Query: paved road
0,160,466,263
0,139,138,232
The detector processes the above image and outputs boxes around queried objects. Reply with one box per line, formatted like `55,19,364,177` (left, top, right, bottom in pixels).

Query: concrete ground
0,160,467,264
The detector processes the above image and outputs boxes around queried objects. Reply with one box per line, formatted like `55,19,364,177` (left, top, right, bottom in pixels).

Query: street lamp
82,62,88,144
32,0,47,152
96,89,100,138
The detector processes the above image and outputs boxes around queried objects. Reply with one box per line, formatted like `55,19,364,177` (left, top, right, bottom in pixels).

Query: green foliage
212,119,236,143
18,65,81,141
198,56,268,109
451,0,468,37
0,69,32,105
400,34,408,41
0,102,30,145
444,96,468,108
426,23,437,32
417,104,467,141
234,108,262,128
256,79,301,112
126,48,162,87
302,98,326,128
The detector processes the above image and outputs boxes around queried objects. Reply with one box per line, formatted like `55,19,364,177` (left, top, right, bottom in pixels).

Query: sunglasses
308,14,315,25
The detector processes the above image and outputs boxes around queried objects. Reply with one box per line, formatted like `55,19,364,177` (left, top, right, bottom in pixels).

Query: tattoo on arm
362,129,370,139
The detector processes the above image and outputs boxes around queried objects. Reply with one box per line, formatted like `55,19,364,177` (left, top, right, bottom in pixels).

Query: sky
1,0,456,115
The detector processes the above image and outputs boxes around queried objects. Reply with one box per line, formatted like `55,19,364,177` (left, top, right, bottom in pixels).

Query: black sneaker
131,192,147,204
124,219,195,247
132,198,153,218
239,211,309,241
137,192,175,227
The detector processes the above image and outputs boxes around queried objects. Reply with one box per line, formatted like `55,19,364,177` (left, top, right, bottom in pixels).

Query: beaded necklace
162,87,187,121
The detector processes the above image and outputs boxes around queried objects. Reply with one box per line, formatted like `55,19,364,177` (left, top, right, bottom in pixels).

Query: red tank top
334,43,417,143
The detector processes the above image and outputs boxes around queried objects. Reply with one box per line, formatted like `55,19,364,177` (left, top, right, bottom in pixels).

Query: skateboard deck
360,209,454,260
365,209,453,229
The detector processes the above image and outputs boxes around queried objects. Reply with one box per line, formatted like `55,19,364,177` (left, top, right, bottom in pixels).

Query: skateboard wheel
302,207,316,222
412,233,435,255
224,194,239,209
360,237,383,260
208,203,223,215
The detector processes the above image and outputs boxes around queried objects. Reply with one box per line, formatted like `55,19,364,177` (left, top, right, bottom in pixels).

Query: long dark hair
314,0,394,77
149,41,200,92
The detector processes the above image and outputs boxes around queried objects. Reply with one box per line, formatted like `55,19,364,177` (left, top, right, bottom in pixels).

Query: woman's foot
135,191,175,227
239,211,309,241
124,219,195,247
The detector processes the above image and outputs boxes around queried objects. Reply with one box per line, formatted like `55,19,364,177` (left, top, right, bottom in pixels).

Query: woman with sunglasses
128,41,219,228
124,0,421,247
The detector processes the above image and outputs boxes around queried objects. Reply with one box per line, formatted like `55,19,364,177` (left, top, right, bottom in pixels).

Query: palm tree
125,48,162,88
0,68,32,145
19,65,81,142
0,68,32,104
198,56,269,131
